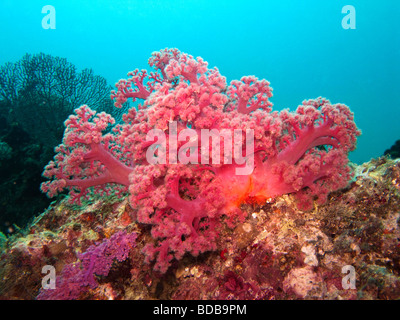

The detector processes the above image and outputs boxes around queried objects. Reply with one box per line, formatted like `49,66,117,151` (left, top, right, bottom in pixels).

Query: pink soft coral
41,48,360,273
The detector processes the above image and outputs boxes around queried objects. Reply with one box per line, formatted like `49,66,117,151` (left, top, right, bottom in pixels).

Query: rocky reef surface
1,157,399,300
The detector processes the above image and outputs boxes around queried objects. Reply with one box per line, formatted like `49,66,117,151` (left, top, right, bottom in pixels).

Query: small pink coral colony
41,48,360,273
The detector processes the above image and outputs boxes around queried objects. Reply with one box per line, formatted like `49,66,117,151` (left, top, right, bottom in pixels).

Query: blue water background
0,0,399,164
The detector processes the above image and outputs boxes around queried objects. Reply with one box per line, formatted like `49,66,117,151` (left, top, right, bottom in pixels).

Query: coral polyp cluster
39,48,360,274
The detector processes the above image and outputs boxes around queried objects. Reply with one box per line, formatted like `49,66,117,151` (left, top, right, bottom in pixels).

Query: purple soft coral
36,230,137,300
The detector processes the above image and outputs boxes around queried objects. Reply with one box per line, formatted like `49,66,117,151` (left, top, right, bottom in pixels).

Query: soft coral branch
111,69,160,108
64,142,132,187
227,76,273,114
41,105,133,203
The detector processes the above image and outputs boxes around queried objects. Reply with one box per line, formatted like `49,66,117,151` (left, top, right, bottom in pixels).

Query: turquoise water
0,0,399,163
